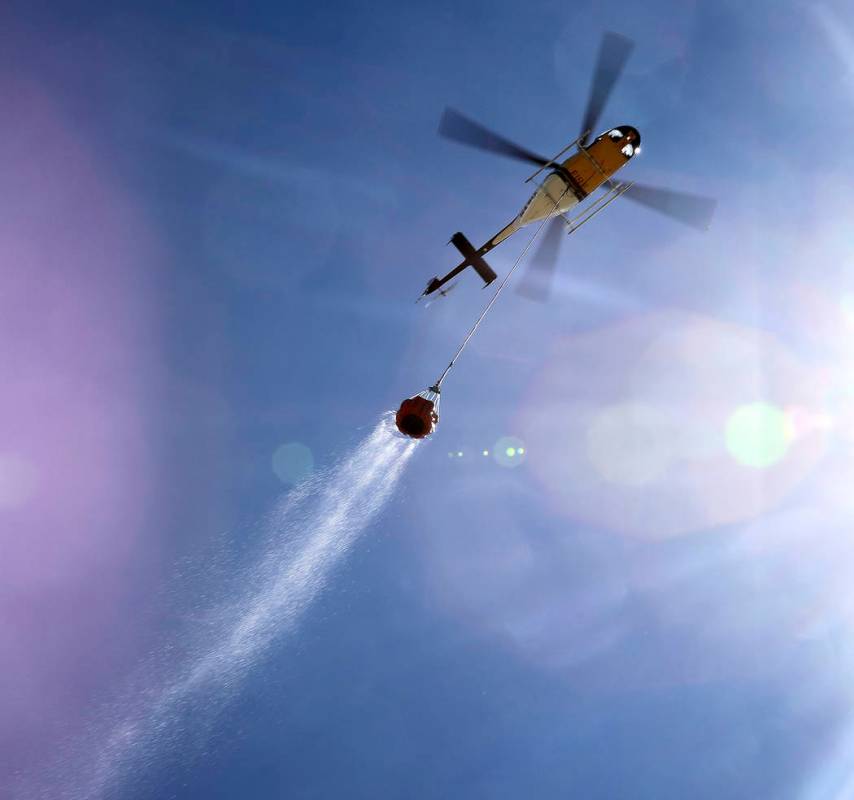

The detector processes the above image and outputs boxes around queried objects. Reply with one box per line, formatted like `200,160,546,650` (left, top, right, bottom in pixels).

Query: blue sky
5,0,854,798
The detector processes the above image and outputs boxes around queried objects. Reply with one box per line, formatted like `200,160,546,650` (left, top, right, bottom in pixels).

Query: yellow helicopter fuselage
492,125,640,247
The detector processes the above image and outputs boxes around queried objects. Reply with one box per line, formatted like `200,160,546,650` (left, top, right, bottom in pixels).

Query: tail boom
449,232,497,286
420,224,518,298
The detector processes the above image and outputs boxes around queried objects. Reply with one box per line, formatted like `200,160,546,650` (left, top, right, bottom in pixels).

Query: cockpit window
621,143,635,157
608,128,624,140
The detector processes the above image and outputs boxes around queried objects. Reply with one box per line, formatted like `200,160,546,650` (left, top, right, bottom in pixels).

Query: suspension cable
432,185,570,390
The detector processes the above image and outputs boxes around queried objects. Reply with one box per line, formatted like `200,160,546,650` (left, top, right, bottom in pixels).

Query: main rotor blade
619,182,717,231
516,217,564,302
579,32,634,145
439,107,551,167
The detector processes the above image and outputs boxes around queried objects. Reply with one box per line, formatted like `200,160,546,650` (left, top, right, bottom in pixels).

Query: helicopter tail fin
450,232,497,287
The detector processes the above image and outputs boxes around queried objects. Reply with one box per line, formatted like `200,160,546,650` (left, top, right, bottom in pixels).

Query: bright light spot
494,436,526,468
457,451,464,457
0,453,38,509
482,450,489,456
725,402,790,468
272,442,314,485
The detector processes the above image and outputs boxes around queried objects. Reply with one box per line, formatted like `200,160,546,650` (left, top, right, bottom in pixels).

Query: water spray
44,414,416,800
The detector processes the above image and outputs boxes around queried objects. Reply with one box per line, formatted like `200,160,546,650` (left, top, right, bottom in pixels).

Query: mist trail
56,414,417,800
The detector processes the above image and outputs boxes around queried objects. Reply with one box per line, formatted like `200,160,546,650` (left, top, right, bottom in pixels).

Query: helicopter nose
622,125,641,148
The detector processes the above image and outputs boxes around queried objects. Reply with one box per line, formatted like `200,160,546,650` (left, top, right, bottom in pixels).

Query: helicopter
396,32,716,440
419,31,716,304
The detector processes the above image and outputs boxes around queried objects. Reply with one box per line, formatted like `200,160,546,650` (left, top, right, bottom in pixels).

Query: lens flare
272,442,314,484
519,313,829,538
725,402,790,468
586,402,673,486
493,436,526,468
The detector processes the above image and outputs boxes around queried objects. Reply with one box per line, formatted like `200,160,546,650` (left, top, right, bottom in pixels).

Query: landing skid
554,179,634,236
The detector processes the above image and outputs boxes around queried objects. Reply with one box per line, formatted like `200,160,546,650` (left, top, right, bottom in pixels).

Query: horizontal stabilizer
450,232,497,286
